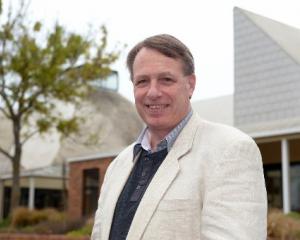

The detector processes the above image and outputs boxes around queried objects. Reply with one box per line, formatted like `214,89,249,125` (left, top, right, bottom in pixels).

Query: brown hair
127,34,194,80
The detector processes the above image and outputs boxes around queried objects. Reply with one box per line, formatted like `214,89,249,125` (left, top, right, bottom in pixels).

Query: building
68,152,117,220
67,7,300,219
194,7,300,214
2,7,299,220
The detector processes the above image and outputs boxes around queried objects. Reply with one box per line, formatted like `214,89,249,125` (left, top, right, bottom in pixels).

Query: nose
147,80,162,99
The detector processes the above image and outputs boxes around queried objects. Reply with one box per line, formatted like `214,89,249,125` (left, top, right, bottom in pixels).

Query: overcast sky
7,0,300,102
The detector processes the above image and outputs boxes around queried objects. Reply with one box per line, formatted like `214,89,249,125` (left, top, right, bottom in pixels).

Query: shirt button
136,185,141,190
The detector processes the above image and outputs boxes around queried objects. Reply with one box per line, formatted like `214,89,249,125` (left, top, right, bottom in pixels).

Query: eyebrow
157,72,174,78
134,71,174,79
133,75,148,81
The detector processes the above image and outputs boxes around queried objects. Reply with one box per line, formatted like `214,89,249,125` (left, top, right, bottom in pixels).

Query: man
91,34,267,240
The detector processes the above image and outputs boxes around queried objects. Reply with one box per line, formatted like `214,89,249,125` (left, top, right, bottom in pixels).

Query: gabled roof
235,7,300,65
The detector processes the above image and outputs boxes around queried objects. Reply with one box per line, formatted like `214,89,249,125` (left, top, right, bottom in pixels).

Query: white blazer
91,113,267,240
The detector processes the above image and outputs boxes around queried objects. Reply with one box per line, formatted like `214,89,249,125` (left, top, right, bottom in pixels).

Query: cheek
134,90,142,102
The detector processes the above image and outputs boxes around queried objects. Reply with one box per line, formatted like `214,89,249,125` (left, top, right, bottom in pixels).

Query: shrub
11,207,65,228
288,212,300,221
40,208,65,222
268,209,300,240
22,218,85,234
0,218,10,229
7,207,89,234
11,207,32,227
67,218,93,237
67,224,93,237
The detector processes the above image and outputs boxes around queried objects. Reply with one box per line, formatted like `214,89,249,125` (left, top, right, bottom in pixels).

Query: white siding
234,8,300,130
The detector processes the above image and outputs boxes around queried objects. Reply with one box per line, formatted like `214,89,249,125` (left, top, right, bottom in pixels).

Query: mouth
145,104,169,112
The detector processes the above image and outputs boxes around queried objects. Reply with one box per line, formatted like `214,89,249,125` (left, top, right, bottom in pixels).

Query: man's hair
127,34,194,80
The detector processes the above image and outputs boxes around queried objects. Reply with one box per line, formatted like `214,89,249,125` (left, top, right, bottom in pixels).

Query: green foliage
288,211,300,221
67,217,94,237
36,118,52,133
0,0,121,211
0,218,10,229
33,21,41,32
67,223,93,237
57,117,80,137
0,0,120,141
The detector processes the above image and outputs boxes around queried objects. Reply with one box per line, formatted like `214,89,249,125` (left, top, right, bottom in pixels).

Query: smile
145,104,169,109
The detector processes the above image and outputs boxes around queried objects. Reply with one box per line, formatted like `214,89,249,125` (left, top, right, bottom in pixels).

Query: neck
148,129,169,151
147,109,192,151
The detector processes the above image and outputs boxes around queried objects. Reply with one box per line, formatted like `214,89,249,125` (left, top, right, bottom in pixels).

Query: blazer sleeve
91,160,115,240
200,139,267,240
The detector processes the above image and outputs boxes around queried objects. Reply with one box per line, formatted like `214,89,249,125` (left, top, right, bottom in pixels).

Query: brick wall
0,234,89,240
68,156,115,220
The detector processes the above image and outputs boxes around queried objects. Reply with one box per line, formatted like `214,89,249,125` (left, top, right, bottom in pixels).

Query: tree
0,1,120,212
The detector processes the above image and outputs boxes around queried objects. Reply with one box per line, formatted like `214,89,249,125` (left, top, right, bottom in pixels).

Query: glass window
264,163,300,212
82,168,100,217
264,164,282,209
291,164,300,211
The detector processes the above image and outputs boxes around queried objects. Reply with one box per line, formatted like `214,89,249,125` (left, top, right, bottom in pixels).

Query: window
82,168,100,216
291,165,300,211
264,163,300,212
264,164,282,209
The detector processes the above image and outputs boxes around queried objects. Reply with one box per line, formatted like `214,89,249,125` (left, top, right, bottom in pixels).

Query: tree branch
7,0,28,31
0,106,10,119
20,129,39,146
0,145,13,160
0,87,15,118
19,89,44,116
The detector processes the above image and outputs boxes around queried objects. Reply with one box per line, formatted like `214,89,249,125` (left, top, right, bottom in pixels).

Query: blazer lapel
127,113,201,240
102,149,139,240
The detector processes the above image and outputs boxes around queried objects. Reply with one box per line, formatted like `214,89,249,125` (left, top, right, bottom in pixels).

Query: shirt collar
133,110,193,158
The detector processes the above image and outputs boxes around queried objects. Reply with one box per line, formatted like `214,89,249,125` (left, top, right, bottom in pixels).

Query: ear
186,74,196,98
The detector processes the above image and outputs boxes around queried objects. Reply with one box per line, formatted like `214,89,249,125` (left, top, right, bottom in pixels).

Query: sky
7,0,300,102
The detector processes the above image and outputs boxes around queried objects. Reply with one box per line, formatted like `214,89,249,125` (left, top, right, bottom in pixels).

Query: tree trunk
61,157,68,211
10,118,22,215
10,153,21,214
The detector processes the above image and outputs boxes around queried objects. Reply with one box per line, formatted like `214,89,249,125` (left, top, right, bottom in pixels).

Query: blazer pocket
144,199,201,240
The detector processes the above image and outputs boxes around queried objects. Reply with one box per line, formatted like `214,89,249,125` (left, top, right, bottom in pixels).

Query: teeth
147,104,166,109
150,105,162,109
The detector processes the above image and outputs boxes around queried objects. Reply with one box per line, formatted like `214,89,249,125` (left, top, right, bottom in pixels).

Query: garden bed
0,234,89,240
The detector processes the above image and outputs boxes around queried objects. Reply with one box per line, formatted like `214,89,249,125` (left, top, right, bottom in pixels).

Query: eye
134,79,147,87
161,77,174,84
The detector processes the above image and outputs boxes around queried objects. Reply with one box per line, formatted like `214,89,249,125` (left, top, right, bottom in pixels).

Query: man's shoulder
110,143,135,165
192,113,255,146
104,143,135,179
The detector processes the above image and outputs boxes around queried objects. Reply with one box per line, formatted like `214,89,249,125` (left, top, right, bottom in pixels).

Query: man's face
132,47,195,136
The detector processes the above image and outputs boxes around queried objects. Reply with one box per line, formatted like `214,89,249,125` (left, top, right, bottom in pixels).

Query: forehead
132,48,184,77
